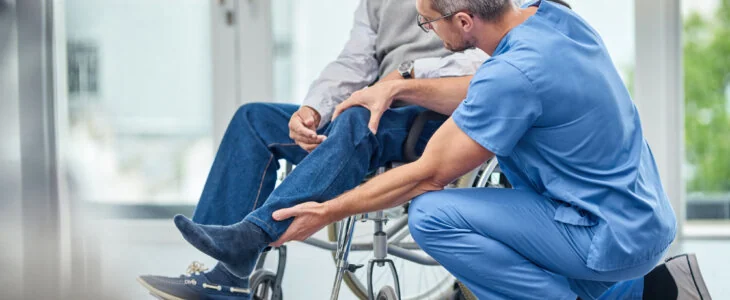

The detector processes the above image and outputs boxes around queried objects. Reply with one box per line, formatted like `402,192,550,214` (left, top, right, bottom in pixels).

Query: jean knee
324,106,376,148
329,107,370,131
335,106,369,120
233,102,273,123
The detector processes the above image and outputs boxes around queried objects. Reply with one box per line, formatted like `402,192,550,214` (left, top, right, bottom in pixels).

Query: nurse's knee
408,192,448,245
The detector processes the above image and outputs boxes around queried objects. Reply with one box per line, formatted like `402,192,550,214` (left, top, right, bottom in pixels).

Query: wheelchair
248,111,510,300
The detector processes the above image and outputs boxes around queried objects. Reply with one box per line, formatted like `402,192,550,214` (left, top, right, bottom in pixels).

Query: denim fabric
192,102,442,240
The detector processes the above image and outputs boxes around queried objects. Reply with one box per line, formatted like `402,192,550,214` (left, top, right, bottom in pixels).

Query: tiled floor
96,220,729,299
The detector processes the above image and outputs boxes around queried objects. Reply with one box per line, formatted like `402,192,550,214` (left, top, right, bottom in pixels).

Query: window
61,0,214,205
271,0,363,104
271,0,293,103
683,0,730,220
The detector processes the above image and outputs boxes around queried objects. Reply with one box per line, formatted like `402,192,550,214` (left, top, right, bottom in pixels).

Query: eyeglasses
417,12,456,33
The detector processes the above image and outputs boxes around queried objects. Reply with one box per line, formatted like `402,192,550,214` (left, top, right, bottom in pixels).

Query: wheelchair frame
252,158,500,300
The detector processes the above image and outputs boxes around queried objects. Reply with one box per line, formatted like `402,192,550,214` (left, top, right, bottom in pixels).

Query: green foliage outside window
684,0,730,192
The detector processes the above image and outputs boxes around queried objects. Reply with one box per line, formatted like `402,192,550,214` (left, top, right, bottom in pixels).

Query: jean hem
246,215,279,241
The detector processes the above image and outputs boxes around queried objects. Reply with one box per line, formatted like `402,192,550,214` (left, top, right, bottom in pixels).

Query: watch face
399,61,414,75
399,61,413,72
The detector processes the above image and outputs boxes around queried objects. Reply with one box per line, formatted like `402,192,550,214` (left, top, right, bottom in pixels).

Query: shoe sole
136,277,186,300
667,253,712,300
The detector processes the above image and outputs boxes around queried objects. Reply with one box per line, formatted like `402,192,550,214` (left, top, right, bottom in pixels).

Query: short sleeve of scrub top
452,59,541,156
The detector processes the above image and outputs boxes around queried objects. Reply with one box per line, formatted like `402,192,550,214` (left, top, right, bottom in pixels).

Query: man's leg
407,188,662,300
174,106,441,276
138,103,307,299
245,105,439,237
138,102,308,298
192,102,309,226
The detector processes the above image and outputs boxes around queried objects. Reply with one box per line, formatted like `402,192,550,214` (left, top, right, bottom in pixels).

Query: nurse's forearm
390,76,471,115
324,119,493,221
325,161,440,221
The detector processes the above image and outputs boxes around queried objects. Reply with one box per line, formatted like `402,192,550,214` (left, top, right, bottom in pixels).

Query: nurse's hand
289,106,327,152
270,202,336,247
332,81,398,135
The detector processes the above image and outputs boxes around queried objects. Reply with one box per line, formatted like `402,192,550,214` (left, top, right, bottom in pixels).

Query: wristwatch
398,60,414,79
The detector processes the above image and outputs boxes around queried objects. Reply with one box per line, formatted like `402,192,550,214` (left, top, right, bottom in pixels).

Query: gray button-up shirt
302,0,488,129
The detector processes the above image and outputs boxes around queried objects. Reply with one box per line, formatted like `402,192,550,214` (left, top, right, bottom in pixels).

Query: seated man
137,0,485,299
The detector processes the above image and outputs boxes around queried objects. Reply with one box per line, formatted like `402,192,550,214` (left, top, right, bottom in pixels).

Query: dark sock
204,263,249,288
174,215,272,278
642,264,678,300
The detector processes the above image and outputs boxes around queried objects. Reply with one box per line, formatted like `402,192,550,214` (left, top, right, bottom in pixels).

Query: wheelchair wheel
327,158,506,300
250,270,283,300
453,281,477,300
376,286,399,300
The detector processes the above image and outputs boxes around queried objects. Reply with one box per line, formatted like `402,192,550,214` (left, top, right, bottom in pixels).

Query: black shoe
137,261,251,300
644,253,712,300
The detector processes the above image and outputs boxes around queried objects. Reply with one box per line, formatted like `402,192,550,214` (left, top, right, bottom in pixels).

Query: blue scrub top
451,0,677,271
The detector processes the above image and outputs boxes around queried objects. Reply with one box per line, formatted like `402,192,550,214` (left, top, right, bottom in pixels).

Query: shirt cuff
302,100,333,130
413,50,488,79
413,57,442,79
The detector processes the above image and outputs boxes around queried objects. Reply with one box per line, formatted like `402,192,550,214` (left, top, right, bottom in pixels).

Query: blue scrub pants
408,188,662,300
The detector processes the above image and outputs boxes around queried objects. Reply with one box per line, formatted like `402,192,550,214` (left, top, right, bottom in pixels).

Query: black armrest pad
403,111,448,162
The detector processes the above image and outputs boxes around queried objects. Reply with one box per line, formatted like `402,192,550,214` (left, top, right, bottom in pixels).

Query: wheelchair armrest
403,110,448,163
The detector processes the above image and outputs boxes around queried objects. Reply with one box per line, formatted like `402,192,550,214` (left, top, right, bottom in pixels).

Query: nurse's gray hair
430,0,515,22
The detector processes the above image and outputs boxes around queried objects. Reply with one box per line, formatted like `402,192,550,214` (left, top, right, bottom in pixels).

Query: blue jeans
191,103,440,240
408,188,656,300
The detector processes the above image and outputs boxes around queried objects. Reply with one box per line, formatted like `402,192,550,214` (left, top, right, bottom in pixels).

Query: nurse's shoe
643,253,712,300
137,261,251,300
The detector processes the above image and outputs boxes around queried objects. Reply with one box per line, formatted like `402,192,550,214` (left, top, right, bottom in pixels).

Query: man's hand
270,202,336,247
332,80,399,135
289,106,327,152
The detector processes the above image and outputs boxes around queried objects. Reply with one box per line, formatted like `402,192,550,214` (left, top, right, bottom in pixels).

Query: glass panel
570,0,636,90
683,0,730,220
62,0,214,204
271,0,293,103
271,0,360,104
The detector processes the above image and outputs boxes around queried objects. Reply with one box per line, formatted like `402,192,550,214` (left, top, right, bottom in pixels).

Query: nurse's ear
453,11,474,33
